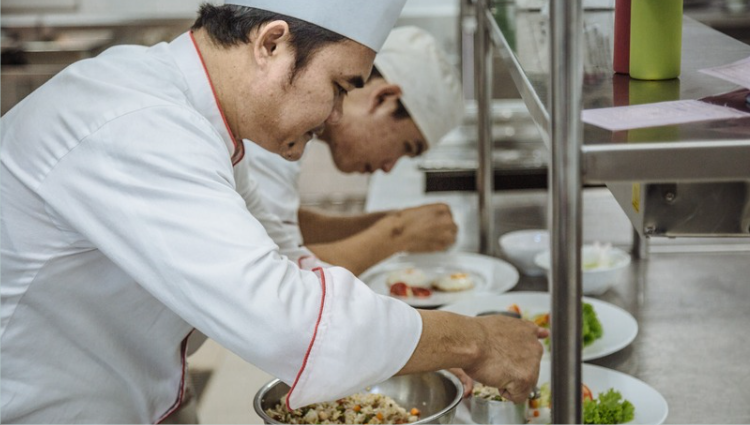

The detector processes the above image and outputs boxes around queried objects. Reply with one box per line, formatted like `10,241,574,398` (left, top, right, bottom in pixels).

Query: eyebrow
346,76,365,89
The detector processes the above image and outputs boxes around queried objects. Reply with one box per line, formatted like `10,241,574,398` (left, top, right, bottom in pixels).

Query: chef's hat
374,26,464,147
223,0,407,52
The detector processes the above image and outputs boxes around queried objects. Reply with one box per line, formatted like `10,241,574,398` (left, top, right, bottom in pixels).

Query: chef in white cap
1,2,546,424
245,26,464,276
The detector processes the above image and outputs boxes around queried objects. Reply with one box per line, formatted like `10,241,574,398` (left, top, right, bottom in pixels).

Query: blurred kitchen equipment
253,370,463,424
477,310,522,318
470,395,527,424
629,0,684,80
534,244,632,295
499,229,550,276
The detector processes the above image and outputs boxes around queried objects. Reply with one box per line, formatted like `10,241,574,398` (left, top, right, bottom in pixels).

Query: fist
390,203,458,252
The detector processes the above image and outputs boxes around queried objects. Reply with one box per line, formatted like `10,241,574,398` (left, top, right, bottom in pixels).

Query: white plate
359,252,519,308
439,291,638,360
536,362,669,424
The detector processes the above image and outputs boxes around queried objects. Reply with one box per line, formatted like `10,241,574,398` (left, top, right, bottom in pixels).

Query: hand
463,315,548,404
389,203,457,252
448,368,474,398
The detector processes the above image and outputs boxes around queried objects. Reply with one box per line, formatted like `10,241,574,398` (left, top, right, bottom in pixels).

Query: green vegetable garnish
583,389,635,424
582,302,604,347
542,302,603,348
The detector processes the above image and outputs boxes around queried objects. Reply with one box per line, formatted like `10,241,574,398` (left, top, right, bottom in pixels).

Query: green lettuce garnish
582,302,604,347
541,302,603,348
583,389,635,424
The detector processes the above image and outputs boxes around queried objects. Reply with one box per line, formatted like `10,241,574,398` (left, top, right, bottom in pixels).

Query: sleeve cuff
285,266,422,410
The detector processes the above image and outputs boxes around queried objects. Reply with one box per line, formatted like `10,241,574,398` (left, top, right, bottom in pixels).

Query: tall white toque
374,26,465,147
223,0,408,52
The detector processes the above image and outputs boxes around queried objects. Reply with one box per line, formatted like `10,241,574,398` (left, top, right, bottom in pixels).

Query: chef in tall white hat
245,26,465,276
0,2,547,423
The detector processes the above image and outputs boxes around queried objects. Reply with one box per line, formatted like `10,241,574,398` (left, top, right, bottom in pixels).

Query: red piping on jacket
156,329,194,424
297,255,311,269
286,267,327,411
189,31,245,166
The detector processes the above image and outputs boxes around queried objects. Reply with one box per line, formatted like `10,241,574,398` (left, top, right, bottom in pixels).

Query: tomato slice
389,282,411,297
582,383,594,402
411,287,432,298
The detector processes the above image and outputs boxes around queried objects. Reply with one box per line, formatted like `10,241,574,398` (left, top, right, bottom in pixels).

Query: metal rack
472,0,750,422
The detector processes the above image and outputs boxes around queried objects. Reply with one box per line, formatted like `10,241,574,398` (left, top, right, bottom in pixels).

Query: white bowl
498,230,550,276
533,244,631,295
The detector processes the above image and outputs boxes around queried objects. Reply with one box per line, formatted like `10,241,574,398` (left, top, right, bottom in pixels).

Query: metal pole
632,227,649,260
475,0,494,255
549,0,584,422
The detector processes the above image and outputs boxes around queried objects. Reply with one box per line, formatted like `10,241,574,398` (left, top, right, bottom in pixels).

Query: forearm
306,214,406,275
400,310,548,404
299,207,391,245
397,310,482,375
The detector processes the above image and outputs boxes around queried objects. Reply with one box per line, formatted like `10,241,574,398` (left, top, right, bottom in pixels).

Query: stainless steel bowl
253,370,463,424
470,396,527,424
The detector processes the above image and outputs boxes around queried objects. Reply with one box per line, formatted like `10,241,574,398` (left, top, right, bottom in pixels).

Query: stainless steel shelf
473,1,750,423
487,5,750,183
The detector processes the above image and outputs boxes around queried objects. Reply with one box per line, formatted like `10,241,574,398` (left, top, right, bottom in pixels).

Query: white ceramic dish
359,252,519,308
534,362,668,425
498,229,549,276
439,292,638,361
534,244,631,295
452,361,667,424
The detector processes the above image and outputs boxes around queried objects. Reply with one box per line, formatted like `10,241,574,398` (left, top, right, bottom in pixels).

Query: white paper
699,56,750,89
582,100,750,131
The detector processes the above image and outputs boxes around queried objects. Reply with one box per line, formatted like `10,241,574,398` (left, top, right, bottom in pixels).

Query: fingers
448,368,474,398
464,315,544,405
504,384,534,404
537,327,550,338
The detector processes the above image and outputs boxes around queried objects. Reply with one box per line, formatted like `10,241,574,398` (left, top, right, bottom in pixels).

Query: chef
245,26,465,276
0,1,547,424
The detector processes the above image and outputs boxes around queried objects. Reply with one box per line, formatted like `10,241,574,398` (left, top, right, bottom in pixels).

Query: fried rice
266,392,420,424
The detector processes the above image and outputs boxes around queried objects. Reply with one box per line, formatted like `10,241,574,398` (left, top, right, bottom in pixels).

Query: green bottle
629,0,683,80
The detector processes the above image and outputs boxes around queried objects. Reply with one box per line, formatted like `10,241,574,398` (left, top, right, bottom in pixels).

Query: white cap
224,0,407,52
374,26,465,147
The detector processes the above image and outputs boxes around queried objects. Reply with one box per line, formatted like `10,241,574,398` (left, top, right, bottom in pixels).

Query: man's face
319,79,427,173
233,26,375,161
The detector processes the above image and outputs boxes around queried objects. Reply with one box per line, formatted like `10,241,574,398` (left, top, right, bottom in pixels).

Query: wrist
374,213,406,250
455,314,485,370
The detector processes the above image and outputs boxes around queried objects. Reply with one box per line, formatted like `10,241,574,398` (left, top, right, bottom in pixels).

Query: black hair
192,3,346,79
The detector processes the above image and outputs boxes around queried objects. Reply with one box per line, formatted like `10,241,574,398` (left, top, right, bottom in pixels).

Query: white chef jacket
0,32,422,424
243,140,304,246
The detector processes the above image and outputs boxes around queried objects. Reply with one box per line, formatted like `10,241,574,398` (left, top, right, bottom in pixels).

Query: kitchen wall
1,0,457,22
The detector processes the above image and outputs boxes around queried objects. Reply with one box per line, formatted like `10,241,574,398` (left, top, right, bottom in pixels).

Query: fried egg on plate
432,272,474,292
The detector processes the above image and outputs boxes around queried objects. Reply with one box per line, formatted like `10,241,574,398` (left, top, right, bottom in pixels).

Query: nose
325,95,344,125
381,158,399,173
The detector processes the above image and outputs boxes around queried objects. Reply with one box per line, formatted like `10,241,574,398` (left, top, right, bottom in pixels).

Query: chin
282,151,304,161
330,157,354,173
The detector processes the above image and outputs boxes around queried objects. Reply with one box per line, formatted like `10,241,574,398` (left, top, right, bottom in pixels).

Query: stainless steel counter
367,158,750,424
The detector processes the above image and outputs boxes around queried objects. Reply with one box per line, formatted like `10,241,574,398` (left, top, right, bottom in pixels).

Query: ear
253,20,292,68
368,83,403,114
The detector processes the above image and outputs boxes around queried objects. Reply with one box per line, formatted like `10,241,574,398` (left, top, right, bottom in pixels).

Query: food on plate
386,268,474,298
472,382,510,401
432,272,474,292
266,391,421,424
508,302,603,348
386,268,429,288
583,242,615,270
389,282,432,298
583,389,635,425
527,383,635,425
